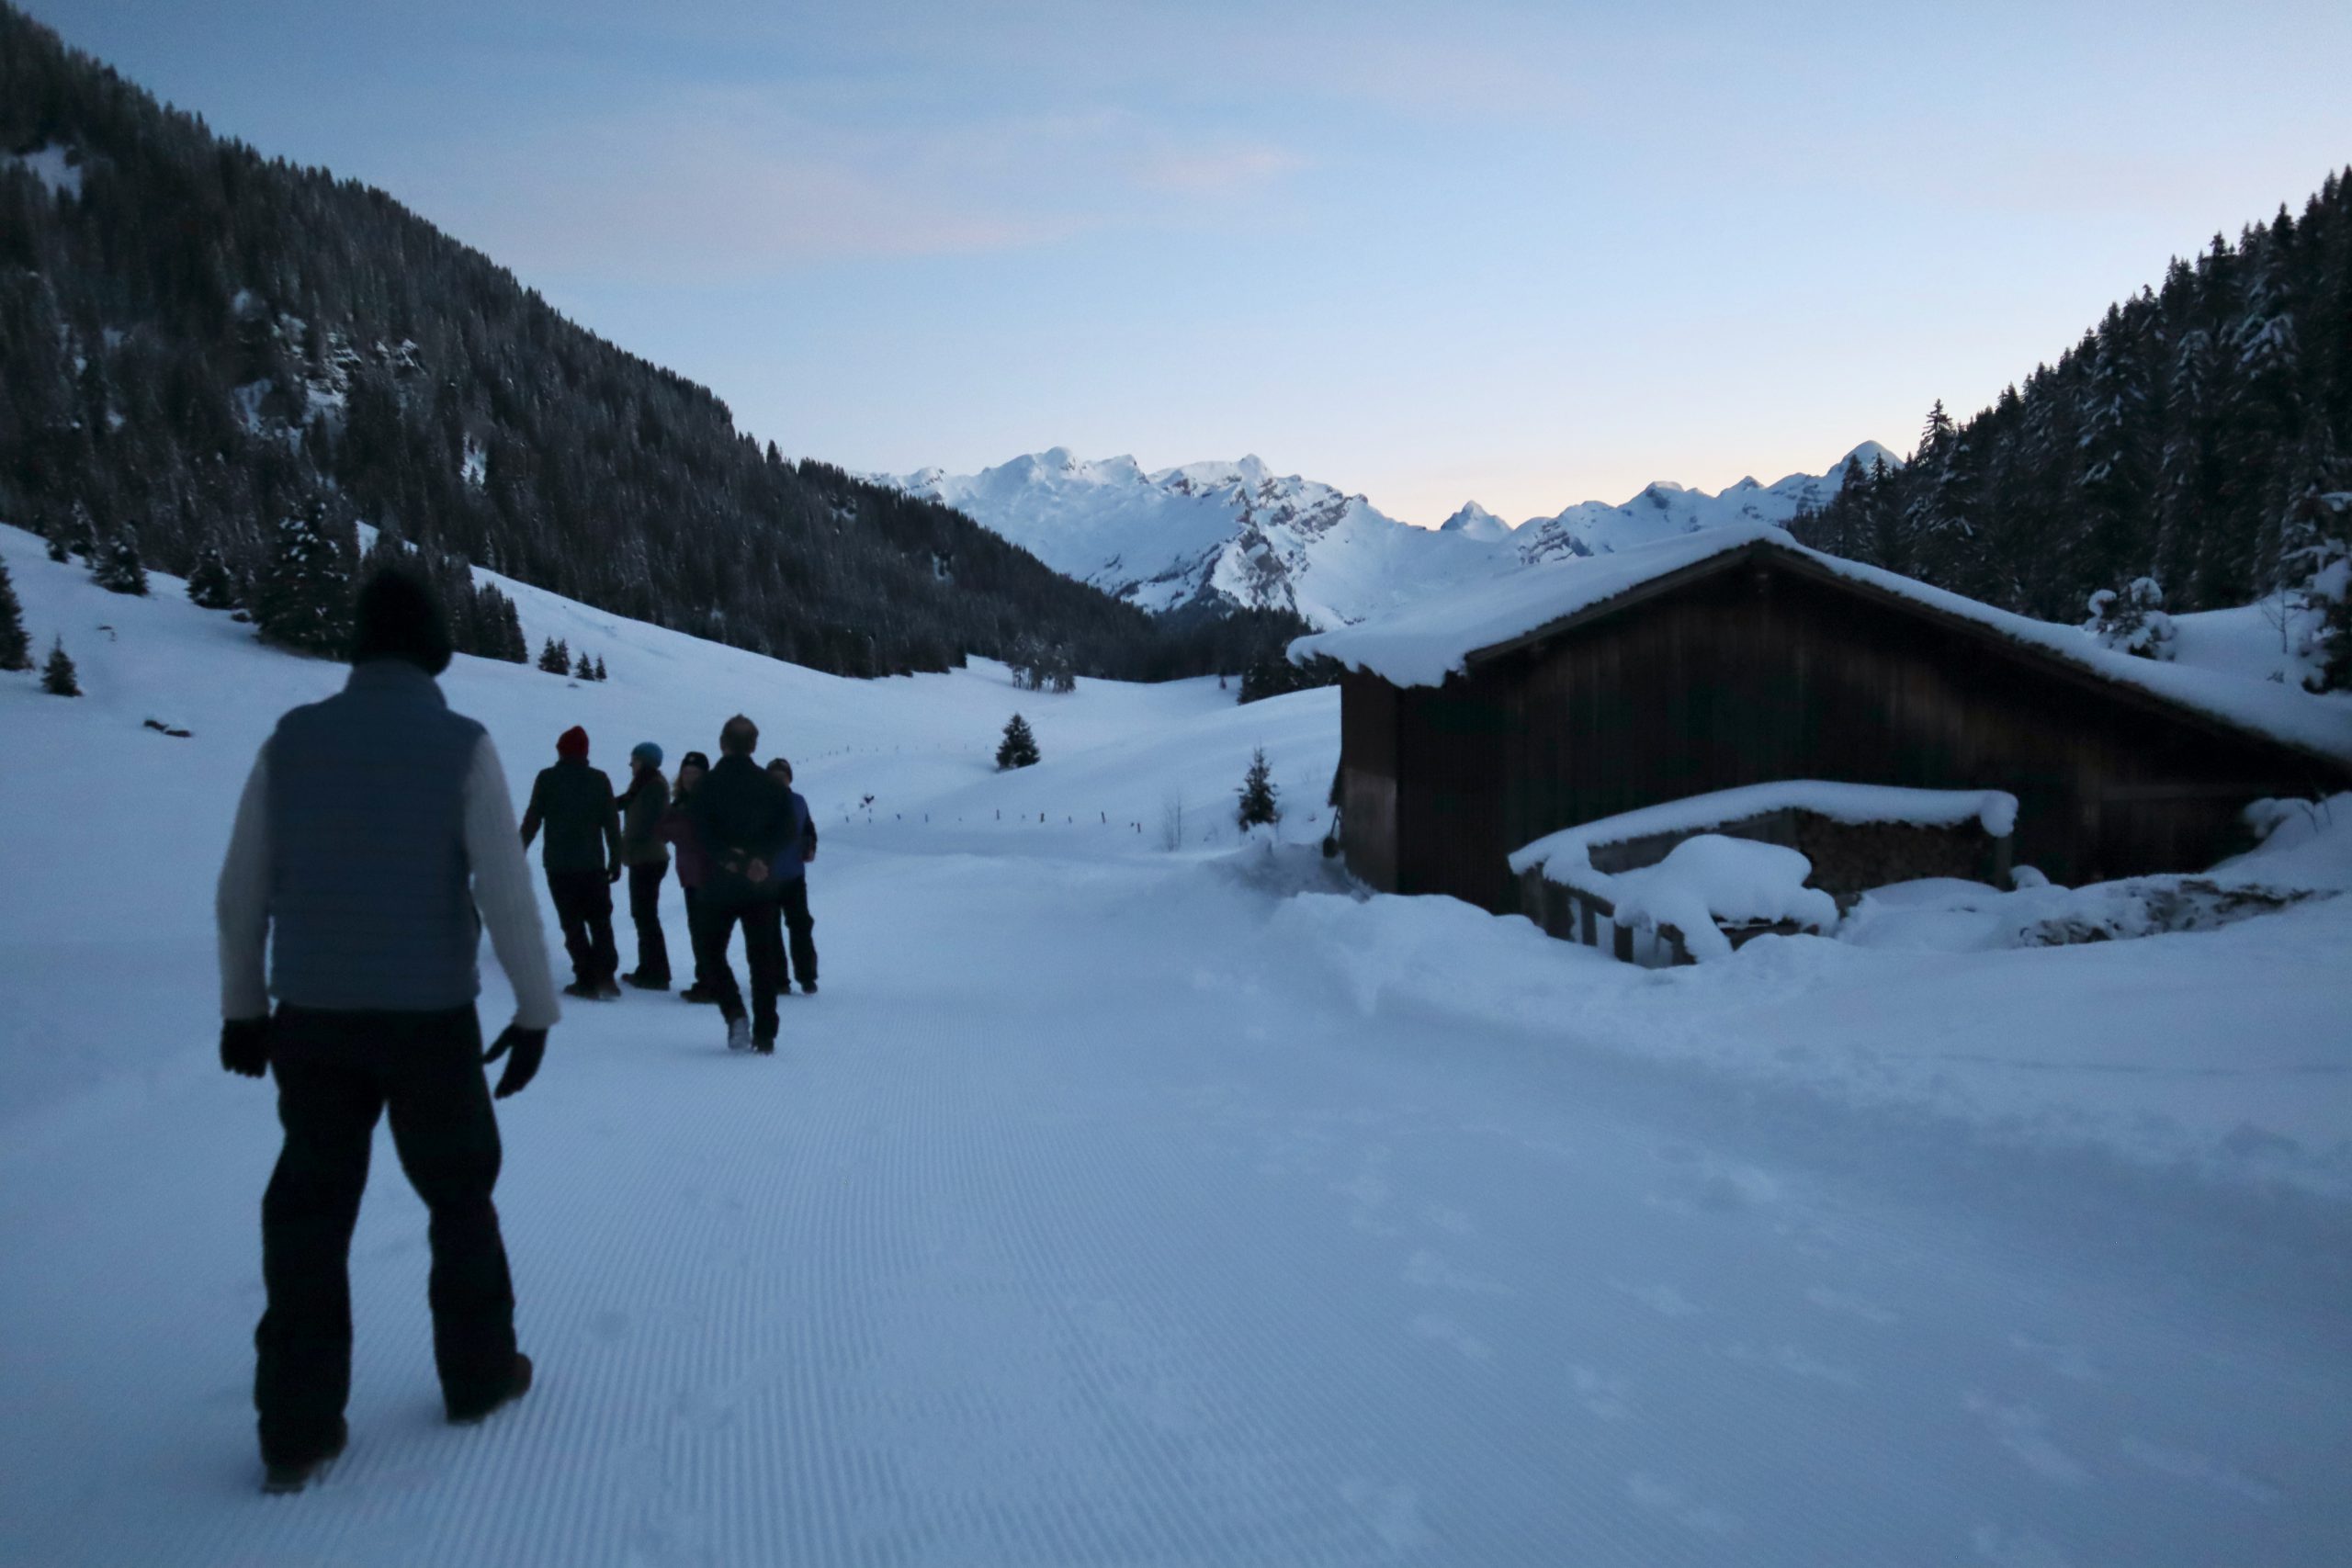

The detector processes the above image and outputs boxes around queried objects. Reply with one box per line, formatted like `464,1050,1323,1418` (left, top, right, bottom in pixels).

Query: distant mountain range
882,443,1900,628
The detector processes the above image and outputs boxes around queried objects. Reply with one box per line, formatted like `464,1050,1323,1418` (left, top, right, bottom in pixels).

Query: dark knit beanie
350,568,454,676
678,750,710,773
557,726,589,758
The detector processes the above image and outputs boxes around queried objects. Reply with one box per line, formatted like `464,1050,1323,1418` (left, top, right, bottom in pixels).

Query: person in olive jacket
519,727,622,1000
616,741,672,990
690,716,796,1053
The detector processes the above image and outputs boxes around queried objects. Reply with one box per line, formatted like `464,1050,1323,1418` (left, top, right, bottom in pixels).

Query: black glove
220,1016,272,1077
483,1025,548,1100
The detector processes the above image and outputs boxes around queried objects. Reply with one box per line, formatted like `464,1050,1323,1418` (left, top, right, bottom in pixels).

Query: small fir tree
1236,747,1281,831
256,505,352,655
2083,576,2177,660
42,637,81,696
0,555,29,671
594,654,608,682
500,599,528,662
185,543,239,609
995,713,1040,770
94,530,149,596
573,649,594,680
538,636,570,673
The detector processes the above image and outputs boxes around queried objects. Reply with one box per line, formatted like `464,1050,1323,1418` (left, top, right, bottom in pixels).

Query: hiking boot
448,1353,534,1426
623,972,671,991
561,980,599,1001
261,1419,347,1495
678,985,718,1006
595,977,623,1000
799,981,818,995
725,1014,752,1052
752,1034,775,1055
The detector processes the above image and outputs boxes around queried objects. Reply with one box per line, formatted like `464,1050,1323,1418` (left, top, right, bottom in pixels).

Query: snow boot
448,1353,534,1427
623,972,670,991
678,985,718,1005
261,1419,347,1495
752,1033,775,1055
726,1014,752,1053
594,976,623,1000
799,981,818,995
561,979,599,1001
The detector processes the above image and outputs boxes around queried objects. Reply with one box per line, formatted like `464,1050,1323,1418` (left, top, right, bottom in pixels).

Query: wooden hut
1294,526,2352,912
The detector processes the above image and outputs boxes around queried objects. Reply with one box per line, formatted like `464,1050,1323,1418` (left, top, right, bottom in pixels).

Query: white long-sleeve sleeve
464,735,561,1031
216,746,275,1021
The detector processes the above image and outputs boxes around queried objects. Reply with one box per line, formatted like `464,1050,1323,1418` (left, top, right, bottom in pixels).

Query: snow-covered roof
1291,524,2352,769
1510,781,2018,886
1509,782,2016,961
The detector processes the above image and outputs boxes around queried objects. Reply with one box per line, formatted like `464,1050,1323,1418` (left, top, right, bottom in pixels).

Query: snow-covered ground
3,524,2348,1566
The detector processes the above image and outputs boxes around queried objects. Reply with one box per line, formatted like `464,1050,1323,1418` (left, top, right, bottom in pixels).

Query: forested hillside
1792,169,2352,686
0,6,1254,679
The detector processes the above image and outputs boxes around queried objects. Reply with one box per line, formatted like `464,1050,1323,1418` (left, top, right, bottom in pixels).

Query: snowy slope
4,525,2350,1566
885,445,1890,628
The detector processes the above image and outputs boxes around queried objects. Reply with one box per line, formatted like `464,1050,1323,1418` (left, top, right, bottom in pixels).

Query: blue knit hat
631,741,663,767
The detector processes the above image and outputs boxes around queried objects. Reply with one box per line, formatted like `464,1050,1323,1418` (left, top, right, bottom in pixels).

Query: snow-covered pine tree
538,637,569,673
0,556,29,671
94,529,148,595
996,713,1039,770
42,636,81,695
499,597,527,662
1236,747,1280,831
2084,576,2177,660
255,504,352,655
185,542,239,609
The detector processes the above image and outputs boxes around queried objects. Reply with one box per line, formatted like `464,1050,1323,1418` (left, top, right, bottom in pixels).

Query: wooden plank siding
1337,550,2346,913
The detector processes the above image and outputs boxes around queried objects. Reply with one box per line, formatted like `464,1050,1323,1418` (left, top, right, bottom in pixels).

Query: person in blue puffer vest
215,568,555,1494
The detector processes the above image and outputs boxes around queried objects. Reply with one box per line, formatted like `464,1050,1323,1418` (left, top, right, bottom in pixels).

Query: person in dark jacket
662,750,719,1003
765,757,820,995
216,568,555,1493
519,727,622,1000
690,716,794,1052
616,741,672,990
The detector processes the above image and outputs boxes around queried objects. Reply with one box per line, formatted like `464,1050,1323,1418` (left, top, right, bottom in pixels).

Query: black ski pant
546,867,617,987
696,892,786,1041
627,861,671,984
255,1005,515,1467
777,876,818,989
681,884,716,991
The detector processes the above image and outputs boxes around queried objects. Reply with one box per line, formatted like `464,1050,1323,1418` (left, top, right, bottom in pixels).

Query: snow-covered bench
1510,782,2019,964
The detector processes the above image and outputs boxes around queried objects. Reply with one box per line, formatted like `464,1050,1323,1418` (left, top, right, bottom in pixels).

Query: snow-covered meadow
2,522,2348,1566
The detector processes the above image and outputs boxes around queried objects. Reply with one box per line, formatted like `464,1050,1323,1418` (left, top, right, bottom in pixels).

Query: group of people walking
211,567,831,1494
516,719,820,1053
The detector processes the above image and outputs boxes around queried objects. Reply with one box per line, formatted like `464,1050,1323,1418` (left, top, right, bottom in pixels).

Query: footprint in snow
1625,1472,1739,1536
1963,1393,2087,1485
1805,1285,1899,1325
1607,1279,1700,1318
2118,1436,2279,1503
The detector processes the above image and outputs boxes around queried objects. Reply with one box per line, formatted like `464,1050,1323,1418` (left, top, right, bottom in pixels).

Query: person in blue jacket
765,757,820,995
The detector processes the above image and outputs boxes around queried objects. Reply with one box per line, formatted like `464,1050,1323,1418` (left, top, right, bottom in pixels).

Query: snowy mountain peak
1439,502,1513,543
881,443,1888,626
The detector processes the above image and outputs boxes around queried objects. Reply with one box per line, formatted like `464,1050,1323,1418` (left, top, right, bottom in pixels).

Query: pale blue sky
26,0,2352,524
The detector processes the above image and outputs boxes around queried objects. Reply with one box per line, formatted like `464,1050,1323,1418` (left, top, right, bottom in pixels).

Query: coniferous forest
1791,169,2352,687
0,6,1282,681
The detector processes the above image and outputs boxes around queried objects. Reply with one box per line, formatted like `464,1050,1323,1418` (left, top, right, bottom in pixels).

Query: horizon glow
23,0,2352,526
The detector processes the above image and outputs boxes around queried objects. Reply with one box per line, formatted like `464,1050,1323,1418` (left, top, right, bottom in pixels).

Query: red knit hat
556,726,589,758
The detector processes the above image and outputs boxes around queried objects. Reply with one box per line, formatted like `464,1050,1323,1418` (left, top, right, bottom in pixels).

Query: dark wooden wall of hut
1339,552,2346,912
